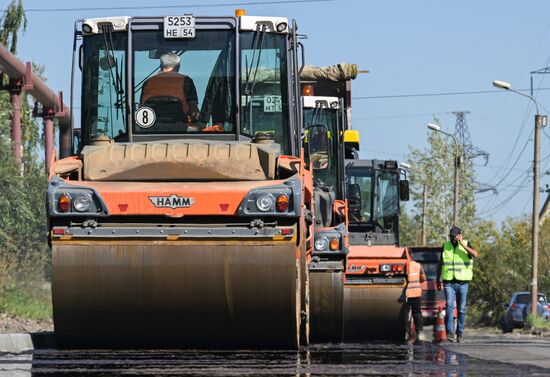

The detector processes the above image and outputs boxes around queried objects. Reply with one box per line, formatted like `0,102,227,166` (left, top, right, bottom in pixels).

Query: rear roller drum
310,271,344,343
343,285,407,341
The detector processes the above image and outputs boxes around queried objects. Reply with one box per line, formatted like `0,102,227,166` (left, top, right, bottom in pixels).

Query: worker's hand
437,281,443,291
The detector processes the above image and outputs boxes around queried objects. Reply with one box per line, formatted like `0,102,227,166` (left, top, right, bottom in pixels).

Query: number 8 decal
135,107,156,128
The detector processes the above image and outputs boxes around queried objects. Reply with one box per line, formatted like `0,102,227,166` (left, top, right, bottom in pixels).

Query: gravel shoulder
442,326,550,370
0,314,53,334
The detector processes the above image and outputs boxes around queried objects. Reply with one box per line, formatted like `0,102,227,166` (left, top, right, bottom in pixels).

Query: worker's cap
449,226,461,236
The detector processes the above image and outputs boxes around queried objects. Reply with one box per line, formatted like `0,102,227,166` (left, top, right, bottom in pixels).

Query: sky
8,0,550,224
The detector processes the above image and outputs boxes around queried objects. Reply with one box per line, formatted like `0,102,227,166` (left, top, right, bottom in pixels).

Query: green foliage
399,204,419,246
525,314,550,330
0,285,52,320
403,117,485,245
0,0,26,54
0,1,51,319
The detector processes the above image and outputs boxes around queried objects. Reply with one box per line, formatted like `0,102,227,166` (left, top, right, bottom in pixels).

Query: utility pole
493,80,548,317
421,183,427,246
427,123,460,226
453,147,460,227
532,114,544,317
531,66,550,230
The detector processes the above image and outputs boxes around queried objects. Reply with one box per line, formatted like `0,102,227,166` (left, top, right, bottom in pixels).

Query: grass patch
0,286,52,320
525,314,550,330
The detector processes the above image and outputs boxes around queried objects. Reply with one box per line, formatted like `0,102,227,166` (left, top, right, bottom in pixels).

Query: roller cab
47,12,312,348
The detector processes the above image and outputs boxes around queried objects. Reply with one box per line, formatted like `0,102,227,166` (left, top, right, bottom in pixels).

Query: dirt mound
0,313,53,334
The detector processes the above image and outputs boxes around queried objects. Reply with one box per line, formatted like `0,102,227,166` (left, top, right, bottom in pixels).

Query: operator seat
142,96,187,131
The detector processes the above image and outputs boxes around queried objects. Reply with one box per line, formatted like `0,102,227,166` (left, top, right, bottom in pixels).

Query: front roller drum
52,240,300,349
343,285,407,341
309,271,344,343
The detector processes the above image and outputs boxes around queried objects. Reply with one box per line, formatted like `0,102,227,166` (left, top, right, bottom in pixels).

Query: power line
354,112,442,121
478,168,531,214
482,99,534,189
474,163,527,172
24,0,338,12
353,87,550,100
478,177,530,217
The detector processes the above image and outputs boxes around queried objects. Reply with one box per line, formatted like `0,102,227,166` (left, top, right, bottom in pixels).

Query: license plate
264,95,282,112
164,15,195,39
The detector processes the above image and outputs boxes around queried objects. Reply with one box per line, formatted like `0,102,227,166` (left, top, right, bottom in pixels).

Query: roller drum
343,285,407,341
52,240,300,348
310,271,344,343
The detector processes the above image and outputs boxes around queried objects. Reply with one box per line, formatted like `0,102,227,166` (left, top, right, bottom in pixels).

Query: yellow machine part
343,130,360,144
343,285,407,341
310,271,344,343
52,239,300,349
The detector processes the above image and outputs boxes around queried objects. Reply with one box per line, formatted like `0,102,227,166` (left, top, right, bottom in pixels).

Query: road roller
343,159,412,341
46,11,316,348
302,95,348,343
300,65,362,343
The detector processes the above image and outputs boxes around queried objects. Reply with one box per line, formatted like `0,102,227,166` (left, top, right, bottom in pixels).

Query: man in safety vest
406,260,427,342
437,226,478,343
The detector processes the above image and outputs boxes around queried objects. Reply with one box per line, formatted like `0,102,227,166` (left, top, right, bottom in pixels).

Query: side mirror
307,124,330,170
399,179,410,201
72,128,82,155
346,183,362,212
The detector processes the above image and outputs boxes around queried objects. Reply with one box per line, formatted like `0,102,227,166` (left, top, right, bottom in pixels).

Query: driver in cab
140,52,201,129
309,127,329,169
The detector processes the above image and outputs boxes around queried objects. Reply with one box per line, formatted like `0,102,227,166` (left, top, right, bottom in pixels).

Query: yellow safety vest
406,261,422,298
441,240,473,281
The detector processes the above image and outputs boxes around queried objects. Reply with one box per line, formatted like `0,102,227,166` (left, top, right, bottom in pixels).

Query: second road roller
299,64,362,343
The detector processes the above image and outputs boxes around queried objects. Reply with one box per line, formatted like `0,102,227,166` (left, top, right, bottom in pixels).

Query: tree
403,118,479,244
0,0,49,300
0,0,26,54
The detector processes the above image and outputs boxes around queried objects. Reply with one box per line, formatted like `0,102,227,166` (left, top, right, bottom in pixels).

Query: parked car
500,292,550,333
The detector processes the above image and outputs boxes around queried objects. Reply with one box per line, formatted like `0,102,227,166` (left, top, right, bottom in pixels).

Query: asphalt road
1,336,549,376
442,328,550,370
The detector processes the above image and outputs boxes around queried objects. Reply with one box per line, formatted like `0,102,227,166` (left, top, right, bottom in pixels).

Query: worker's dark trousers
408,297,423,332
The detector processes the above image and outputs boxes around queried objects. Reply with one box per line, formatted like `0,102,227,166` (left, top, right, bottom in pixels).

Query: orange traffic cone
434,307,447,343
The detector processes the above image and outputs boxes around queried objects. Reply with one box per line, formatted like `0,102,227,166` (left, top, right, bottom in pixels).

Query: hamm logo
148,194,195,209
348,265,366,272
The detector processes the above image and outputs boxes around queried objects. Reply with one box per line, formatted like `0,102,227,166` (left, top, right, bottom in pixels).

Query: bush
525,314,550,330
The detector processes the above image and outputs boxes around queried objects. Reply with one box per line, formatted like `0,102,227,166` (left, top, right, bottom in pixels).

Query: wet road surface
1,342,549,376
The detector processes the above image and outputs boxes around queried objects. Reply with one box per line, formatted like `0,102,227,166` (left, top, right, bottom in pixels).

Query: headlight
276,22,288,32
256,194,275,212
73,196,91,212
380,264,391,272
48,177,108,217
315,237,328,251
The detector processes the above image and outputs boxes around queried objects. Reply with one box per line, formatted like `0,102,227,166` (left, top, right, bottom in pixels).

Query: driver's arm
184,77,199,122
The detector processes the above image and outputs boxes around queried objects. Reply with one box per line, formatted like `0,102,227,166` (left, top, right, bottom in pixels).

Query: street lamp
427,123,460,227
493,79,548,317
